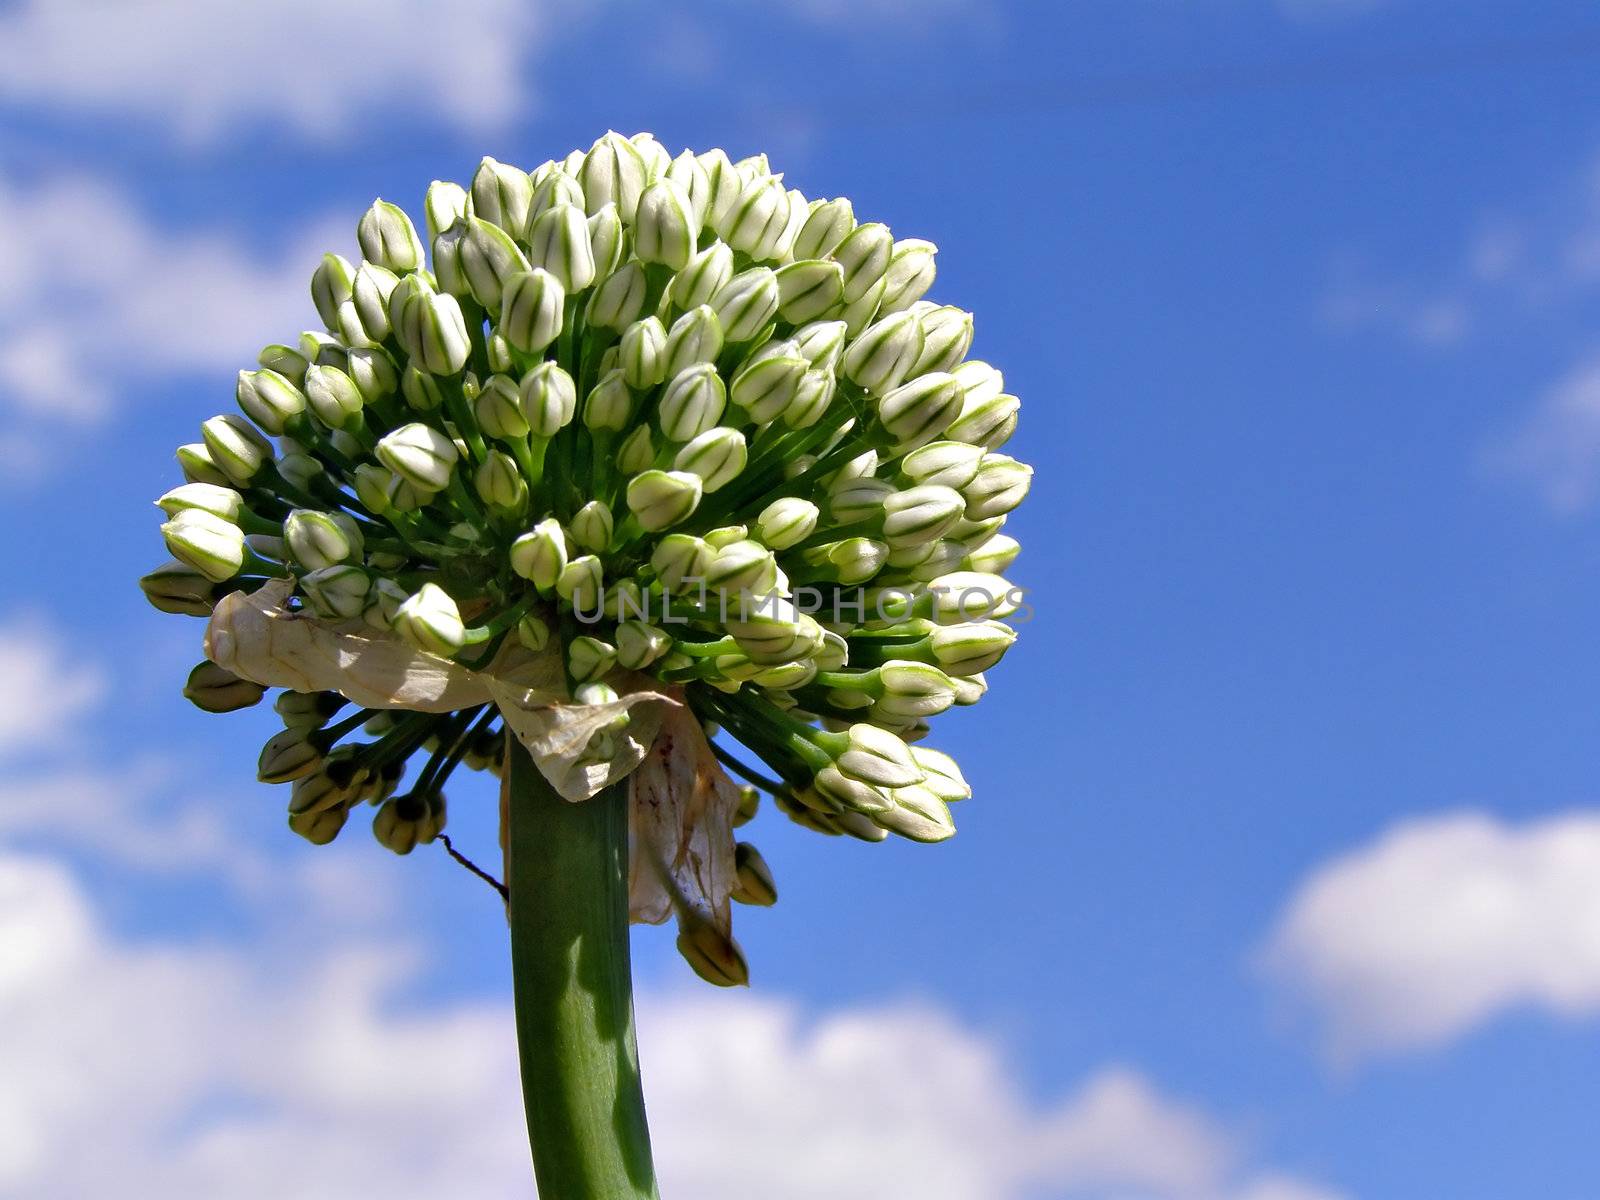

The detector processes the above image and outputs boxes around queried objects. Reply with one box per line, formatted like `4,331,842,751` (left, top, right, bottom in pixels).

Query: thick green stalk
504,736,659,1199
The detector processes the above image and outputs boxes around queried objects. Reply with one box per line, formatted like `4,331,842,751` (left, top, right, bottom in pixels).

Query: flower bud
517,612,552,652
301,564,371,620
162,509,245,582
663,305,725,376
730,344,807,424
620,316,668,388
718,175,788,260
900,439,983,490
669,241,735,312
791,319,848,370
176,441,231,487
617,425,656,474
929,620,1015,676
829,476,895,524
711,267,780,343
288,803,349,845
364,578,410,629
475,450,528,511
257,727,323,784
570,500,614,552
525,201,597,291
377,422,459,492
705,540,779,596
392,282,471,375
258,342,309,384
284,509,361,569
276,689,344,730
520,362,578,437
879,371,963,450
814,536,888,585
926,571,1018,623
755,497,819,549
812,765,894,813
586,261,647,331
183,661,265,713
674,427,747,493
156,482,242,523
676,919,749,987
568,636,616,683
627,469,703,531
475,373,529,440
844,310,925,395
874,660,956,720
634,178,700,271
962,454,1032,520
840,274,886,337
831,221,893,303
201,414,273,484
694,148,742,228
310,253,356,331
832,722,922,788
401,365,443,412
556,554,604,611
651,533,713,592
726,597,811,664
775,259,845,325
778,368,831,430
431,221,470,297
587,203,625,278
793,197,855,261
882,484,965,548
470,156,534,236
461,217,532,310
583,367,633,432
373,794,440,855
908,305,973,377
289,767,355,817
511,518,568,590
394,583,465,656
659,363,726,442
731,842,778,906
946,389,1020,450
357,199,424,272
616,620,672,670
296,365,360,432
962,533,1020,575
141,560,216,616
875,785,955,842
879,238,938,314
423,179,468,242
579,131,648,218
530,170,585,225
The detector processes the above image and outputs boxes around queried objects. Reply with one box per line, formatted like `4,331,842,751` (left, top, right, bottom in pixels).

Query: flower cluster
145,132,1028,867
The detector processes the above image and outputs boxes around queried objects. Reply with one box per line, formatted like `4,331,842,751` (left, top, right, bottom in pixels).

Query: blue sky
3,1,1600,1197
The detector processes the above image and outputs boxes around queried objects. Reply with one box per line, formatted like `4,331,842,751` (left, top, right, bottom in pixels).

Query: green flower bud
928,620,1015,676
620,317,668,388
730,344,807,424
704,524,749,549
755,497,819,549
813,536,889,585
301,564,371,620
140,559,216,616
962,533,1020,575
351,463,393,514
733,785,761,827
475,373,529,440
310,252,356,331
784,368,836,429
234,368,305,436
874,660,956,720
579,131,648,218
831,221,893,303
674,427,747,493
394,583,465,656
517,612,552,652
301,364,363,430
201,414,273,484
663,305,725,377
879,238,938,314
258,727,322,784
793,197,855,261
697,148,743,230
525,201,597,291
907,305,973,377
569,500,614,553
284,509,361,570
731,842,778,906
376,422,459,492
616,620,672,670
556,554,604,611
162,509,245,582
792,319,848,370
718,175,789,260
706,540,778,595
839,274,887,337
946,389,1020,450
875,785,954,842
900,439,983,489
926,571,1018,623
587,203,625,278
665,150,712,225
183,661,265,713
392,281,471,375
659,363,726,442
510,517,569,589
676,919,749,988
258,342,310,384
475,450,528,510
812,764,894,814
879,371,963,450
471,156,534,236
586,261,647,331
834,722,922,788
882,484,965,548
627,469,703,531
275,689,344,730
773,259,844,325
711,267,780,343
529,171,586,227
726,598,809,664
520,362,578,436
424,179,468,242
288,767,355,816
962,454,1032,520
617,425,656,474
431,221,470,297
288,803,348,845
401,364,444,412
670,241,735,311
651,533,713,592
568,635,617,683
373,793,441,855
461,216,532,310
357,199,424,272
156,482,242,523
365,577,410,629
175,441,230,487
829,477,895,524
584,367,633,432
634,178,700,271
843,309,924,395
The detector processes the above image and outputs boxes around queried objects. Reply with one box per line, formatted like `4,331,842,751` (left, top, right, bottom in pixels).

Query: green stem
505,737,659,1199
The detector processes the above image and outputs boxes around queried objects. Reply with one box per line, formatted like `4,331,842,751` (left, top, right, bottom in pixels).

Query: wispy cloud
0,619,104,758
1485,355,1600,513
1260,810,1600,1062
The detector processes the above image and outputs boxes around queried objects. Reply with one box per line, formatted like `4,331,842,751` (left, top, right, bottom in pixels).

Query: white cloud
0,619,104,758
1260,810,1600,1060
0,0,542,144
1486,356,1600,513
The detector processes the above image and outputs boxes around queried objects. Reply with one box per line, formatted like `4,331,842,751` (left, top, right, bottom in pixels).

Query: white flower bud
670,241,735,311
340,347,395,404
725,597,810,664
579,131,648,217
616,620,672,670
568,636,616,683
200,414,272,484
520,362,578,437
617,425,656,474
718,175,788,260
583,368,633,432
791,319,848,370
874,660,957,720
883,484,965,548
288,767,355,817
288,803,349,845
157,482,242,522
376,422,459,492
362,577,409,630
711,267,780,343
431,222,470,297
926,571,1018,623
831,221,893,303
475,450,528,510
517,613,552,652
879,238,938,314
284,509,361,570
570,499,614,552
310,253,356,331
586,261,647,330
946,389,1020,450
302,364,364,430
929,620,1015,675
184,661,265,713
301,564,371,620
705,524,749,549
499,267,566,355
659,363,727,442
962,454,1032,520
813,764,894,814
471,156,534,236
844,309,925,395
423,179,468,242
587,202,625,278
674,426,747,493
556,554,604,611
813,536,888,585
392,281,471,375
730,343,807,424
357,199,424,272
394,582,465,655
649,533,711,592
829,476,894,524
530,170,585,226
875,785,954,842
511,518,569,590
619,316,668,389
693,149,740,228
731,842,778,906
779,368,832,429
900,440,983,489
461,217,532,310
908,305,973,376
665,150,712,225
705,540,778,595
793,197,855,261
258,343,309,384
140,559,216,616
634,178,700,271
953,359,1004,407
475,374,529,440
235,369,305,436
962,533,1020,575
663,305,725,377
879,371,963,450
755,497,819,549
276,689,343,731
277,453,322,492
835,723,922,788
526,202,597,291
401,365,444,412
626,469,703,531
258,727,323,784
775,259,845,325
632,131,671,178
